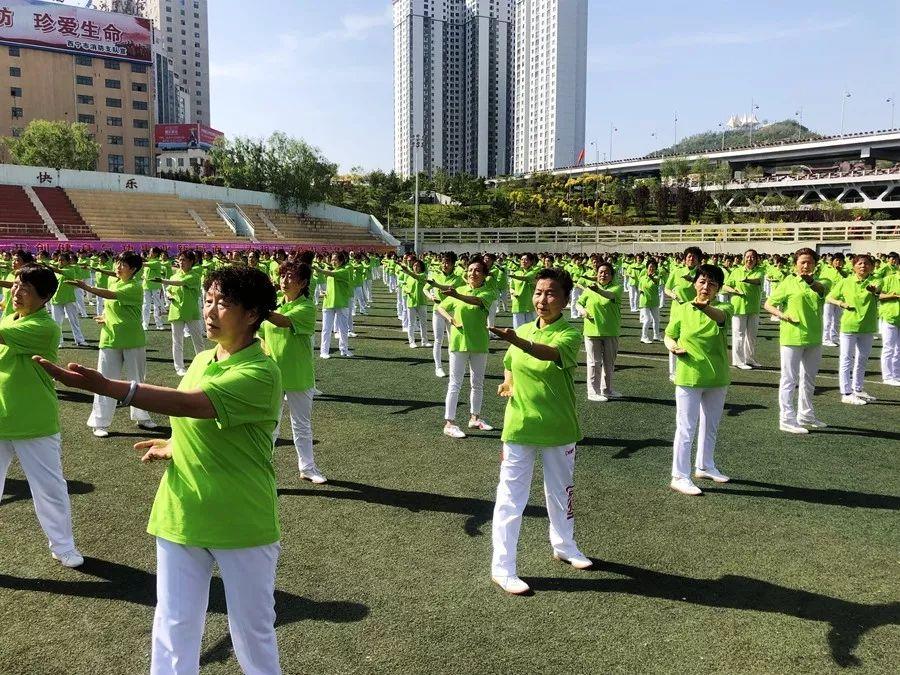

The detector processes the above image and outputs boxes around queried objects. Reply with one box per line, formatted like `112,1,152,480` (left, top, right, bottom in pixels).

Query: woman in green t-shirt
315,251,354,358
396,258,432,349
638,258,662,343
260,260,325,484
71,252,156,438
487,267,592,595
664,264,734,496
47,252,87,347
576,261,622,402
434,259,497,439
507,253,539,329
37,265,284,674
155,250,206,377
878,255,899,384
763,248,829,433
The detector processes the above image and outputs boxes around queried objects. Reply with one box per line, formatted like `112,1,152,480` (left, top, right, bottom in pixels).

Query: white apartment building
393,0,514,178
512,0,587,174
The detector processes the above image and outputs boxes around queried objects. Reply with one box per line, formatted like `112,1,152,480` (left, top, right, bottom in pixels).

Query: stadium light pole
888,96,896,129
590,140,598,163
748,99,760,145
840,90,851,137
412,133,421,255
795,107,803,140
673,112,678,148
608,123,617,162
718,122,725,151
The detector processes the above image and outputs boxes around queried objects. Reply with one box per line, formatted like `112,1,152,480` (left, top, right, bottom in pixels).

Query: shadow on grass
579,437,670,459
616,396,767,417
819,425,900,442
315,394,442,415
278,479,547,536
1,478,94,506
702,479,900,510
0,557,369,668
527,558,899,668
56,389,94,405
352,354,433,367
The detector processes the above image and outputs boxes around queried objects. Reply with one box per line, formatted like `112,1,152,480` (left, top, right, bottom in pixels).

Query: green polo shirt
100,277,146,349
501,317,582,447
577,284,622,338
441,284,496,353
51,267,77,305
322,265,352,309
147,341,282,549
260,295,316,391
167,267,202,322
510,267,539,314
879,273,899,326
403,273,429,308
142,259,162,291
638,273,661,309
726,265,764,315
766,274,827,347
666,302,735,388
828,275,880,334
0,308,61,439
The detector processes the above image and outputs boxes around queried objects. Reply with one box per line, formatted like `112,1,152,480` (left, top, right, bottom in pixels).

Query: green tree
633,181,651,221
652,182,671,224
661,157,691,185
3,119,100,170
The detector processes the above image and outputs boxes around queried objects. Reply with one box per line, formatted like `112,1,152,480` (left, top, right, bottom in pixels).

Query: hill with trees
648,119,820,157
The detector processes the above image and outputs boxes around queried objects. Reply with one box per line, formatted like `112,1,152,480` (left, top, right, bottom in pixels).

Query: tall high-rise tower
393,0,514,178
512,0,587,174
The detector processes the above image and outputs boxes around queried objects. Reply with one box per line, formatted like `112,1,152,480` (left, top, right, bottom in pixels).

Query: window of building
131,63,148,74
75,55,92,66
9,67,20,77
106,97,122,108
104,59,120,70
132,82,148,92
76,94,93,105
11,106,22,118
133,119,149,129
107,116,123,127
133,100,148,111
8,47,19,57
76,75,93,86
105,79,121,89
77,113,94,124
134,137,150,148
108,135,123,145
135,156,150,175
108,154,125,173
10,87,21,97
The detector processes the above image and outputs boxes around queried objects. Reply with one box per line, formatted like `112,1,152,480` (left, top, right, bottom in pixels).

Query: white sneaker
694,467,731,483
735,363,752,370
409,343,418,349
52,549,85,568
841,394,866,405
855,391,876,401
779,422,809,435
175,368,187,376
311,388,323,396
587,393,608,402
468,418,494,431
553,552,593,570
93,428,109,438
670,477,702,495
435,367,447,378
491,575,530,595
443,424,466,439
798,417,828,429
422,342,432,347
640,338,652,344
299,468,327,484
348,332,358,338
319,353,331,360
606,391,623,399
886,379,900,386
137,420,158,430
341,352,354,358
822,341,838,347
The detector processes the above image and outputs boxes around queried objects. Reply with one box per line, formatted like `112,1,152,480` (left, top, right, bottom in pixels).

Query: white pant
488,300,499,327
569,287,583,319
444,351,488,421
838,332,875,394
640,307,660,340
396,290,407,323
96,296,105,316
779,345,822,424
511,312,536,329
880,321,899,381
88,347,151,429
352,287,366,315
274,390,316,472
406,305,429,346
152,537,281,675
822,303,843,343
585,336,617,397
432,310,450,370
320,308,350,356
672,386,727,479
171,320,205,371
143,289,166,329
491,442,582,577
74,287,88,317
628,285,639,312
50,302,85,345
0,434,75,555
731,314,759,366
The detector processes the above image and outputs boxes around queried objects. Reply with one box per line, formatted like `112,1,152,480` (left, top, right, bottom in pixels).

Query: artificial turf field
0,283,898,675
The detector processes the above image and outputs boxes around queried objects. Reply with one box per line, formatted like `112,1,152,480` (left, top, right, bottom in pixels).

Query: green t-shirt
501,317,582,447
428,270,464,303
441,284,497,353
638,273,660,309
51,267,77,305
142,259,162,291
167,267,202,322
766,274,827,347
878,273,899,326
510,267,539,314
726,265,764,316
828,275,881,334
323,265,352,309
2,271,15,317
577,284,622,337
94,263,112,291
147,341,282,549
665,302,735,388
100,277,146,349
260,295,316,391
0,308,61,440
403,273,429,308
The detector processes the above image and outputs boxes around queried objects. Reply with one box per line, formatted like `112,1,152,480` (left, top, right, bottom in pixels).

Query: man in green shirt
0,263,83,568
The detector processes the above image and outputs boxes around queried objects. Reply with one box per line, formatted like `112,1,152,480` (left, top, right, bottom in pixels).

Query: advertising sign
155,123,224,150
0,0,152,63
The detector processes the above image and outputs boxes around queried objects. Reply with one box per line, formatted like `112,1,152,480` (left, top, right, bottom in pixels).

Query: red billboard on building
0,0,151,63
155,123,224,150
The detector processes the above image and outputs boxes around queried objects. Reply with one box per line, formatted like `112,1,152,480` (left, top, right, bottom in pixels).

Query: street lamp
794,106,803,140
590,140,599,163
840,90,851,136
673,111,678,147
412,133,421,255
608,123,617,162
718,122,725,151
748,99,760,144
887,96,896,129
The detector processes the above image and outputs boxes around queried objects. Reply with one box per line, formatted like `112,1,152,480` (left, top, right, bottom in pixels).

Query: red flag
576,148,586,165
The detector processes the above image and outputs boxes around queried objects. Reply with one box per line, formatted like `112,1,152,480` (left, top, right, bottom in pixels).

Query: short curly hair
203,265,277,331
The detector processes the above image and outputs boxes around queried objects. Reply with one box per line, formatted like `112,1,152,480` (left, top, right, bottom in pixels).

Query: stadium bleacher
32,187,97,240
0,185,49,239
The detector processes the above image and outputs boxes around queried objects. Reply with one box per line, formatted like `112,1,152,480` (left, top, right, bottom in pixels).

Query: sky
70,0,900,172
